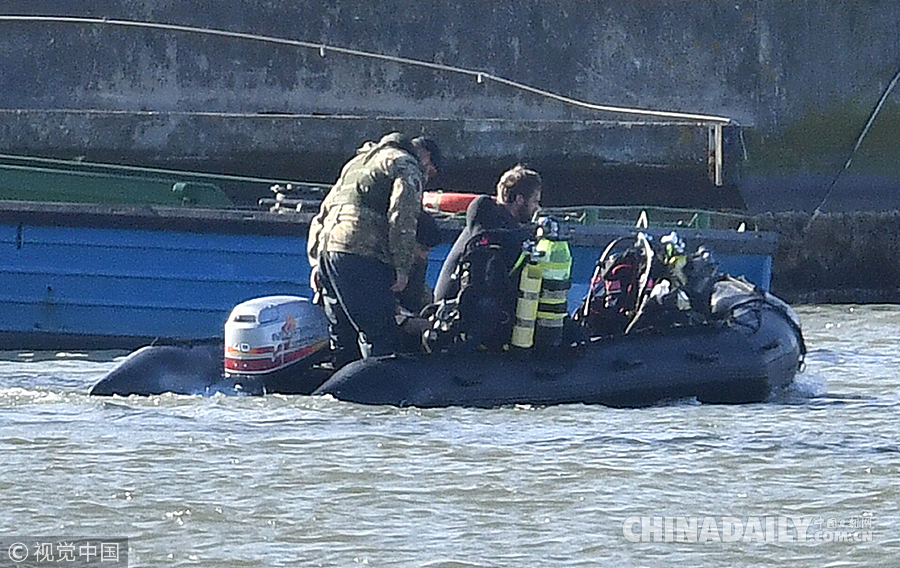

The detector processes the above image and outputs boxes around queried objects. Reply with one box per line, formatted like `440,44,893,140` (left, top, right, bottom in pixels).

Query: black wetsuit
434,195,531,302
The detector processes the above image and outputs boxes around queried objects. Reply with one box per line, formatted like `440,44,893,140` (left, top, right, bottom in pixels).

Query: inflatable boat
90,278,804,407
313,274,804,407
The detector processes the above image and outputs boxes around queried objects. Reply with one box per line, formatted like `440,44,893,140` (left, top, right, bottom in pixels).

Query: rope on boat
0,15,733,125
0,152,330,192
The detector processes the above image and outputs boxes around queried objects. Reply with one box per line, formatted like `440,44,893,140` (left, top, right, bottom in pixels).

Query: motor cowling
224,296,329,378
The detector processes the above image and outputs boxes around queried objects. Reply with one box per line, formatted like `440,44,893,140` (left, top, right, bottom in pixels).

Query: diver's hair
496,164,541,204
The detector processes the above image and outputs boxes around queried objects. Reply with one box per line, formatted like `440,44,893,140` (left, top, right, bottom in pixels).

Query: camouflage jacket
307,133,425,278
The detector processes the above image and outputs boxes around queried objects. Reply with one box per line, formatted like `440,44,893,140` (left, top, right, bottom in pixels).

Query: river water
0,304,896,567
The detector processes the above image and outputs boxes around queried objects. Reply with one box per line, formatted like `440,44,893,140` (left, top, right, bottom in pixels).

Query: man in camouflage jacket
308,132,440,367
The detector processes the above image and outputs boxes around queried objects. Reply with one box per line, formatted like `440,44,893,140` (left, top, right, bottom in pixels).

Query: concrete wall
756,211,900,303
1,1,898,211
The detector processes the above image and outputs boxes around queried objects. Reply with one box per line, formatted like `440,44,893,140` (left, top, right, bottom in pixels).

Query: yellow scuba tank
511,251,543,349
534,218,572,349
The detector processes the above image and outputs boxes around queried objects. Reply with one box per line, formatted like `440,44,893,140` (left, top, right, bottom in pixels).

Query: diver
433,164,542,302
426,165,543,352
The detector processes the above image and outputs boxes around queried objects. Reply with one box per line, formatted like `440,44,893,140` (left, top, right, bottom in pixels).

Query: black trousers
319,251,400,368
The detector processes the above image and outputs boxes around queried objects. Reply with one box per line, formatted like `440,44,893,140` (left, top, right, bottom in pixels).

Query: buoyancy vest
456,229,526,349
422,227,529,353
574,234,653,336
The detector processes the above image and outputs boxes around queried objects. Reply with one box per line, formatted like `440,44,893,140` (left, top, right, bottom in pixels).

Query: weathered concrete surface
0,1,898,211
0,109,743,208
756,211,900,303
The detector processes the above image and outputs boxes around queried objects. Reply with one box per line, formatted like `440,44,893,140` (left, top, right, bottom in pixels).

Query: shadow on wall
71,149,746,211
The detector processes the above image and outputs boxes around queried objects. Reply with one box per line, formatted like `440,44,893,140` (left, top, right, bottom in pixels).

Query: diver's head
496,164,542,223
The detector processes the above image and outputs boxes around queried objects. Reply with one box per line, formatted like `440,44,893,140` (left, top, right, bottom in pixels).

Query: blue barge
0,201,312,349
0,198,776,350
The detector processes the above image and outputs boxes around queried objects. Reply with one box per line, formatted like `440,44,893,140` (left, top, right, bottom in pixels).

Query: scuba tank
533,218,572,349
511,242,543,349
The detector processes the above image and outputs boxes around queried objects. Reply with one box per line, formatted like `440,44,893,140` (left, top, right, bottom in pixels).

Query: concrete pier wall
1,1,899,212
756,212,900,303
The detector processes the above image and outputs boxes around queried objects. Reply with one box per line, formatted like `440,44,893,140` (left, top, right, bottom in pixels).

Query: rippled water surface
1,304,898,567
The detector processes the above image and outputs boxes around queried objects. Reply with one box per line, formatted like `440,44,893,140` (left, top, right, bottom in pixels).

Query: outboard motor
224,296,329,382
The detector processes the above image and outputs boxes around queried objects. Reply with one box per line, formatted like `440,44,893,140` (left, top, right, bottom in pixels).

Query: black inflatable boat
313,276,804,407
90,278,804,407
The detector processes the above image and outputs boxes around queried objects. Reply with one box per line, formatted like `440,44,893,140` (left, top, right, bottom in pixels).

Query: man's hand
309,265,321,294
391,271,409,293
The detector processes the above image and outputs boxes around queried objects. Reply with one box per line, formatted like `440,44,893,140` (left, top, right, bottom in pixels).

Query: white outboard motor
224,296,329,379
